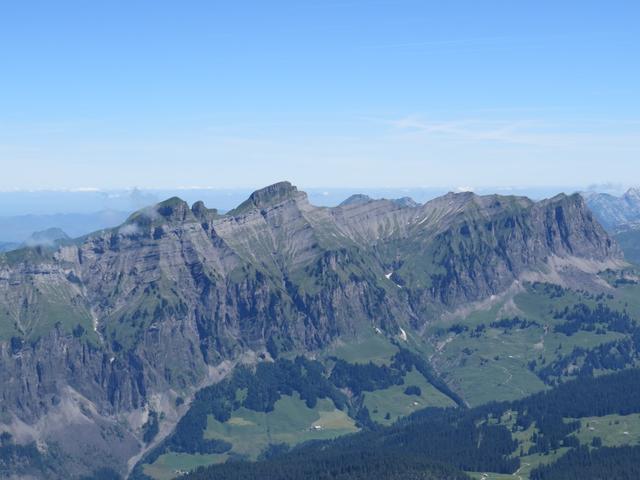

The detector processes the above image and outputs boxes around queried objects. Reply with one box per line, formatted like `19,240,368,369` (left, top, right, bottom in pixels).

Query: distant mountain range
583,188,640,232
583,188,640,264
0,227,72,253
0,210,130,244
0,241,19,252
0,186,582,216
0,182,638,480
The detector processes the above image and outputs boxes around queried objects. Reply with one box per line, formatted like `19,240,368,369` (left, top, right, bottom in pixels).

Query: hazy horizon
0,181,634,218
0,182,622,243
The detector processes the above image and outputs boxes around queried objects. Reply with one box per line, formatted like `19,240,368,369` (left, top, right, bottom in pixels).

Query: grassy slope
146,279,640,479
0,280,96,343
467,410,640,479
143,454,227,480
364,369,456,424
448,278,640,479
143,393,358,480
142,331,447,479
324,330,456,423
203,394,358,457
323,330,399,365
425,282,632,406
572,413,640,447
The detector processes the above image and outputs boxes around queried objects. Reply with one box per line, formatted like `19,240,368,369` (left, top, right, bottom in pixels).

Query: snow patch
399,327,408,341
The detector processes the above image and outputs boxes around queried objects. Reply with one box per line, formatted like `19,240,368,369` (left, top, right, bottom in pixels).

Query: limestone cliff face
382,193,621,309
0,182,623,478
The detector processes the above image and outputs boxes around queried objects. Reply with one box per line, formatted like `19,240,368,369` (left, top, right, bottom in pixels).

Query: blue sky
0,0,638,190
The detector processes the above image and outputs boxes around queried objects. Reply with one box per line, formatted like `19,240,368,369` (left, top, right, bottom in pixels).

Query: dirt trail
498,365,526,396
513,462,530,480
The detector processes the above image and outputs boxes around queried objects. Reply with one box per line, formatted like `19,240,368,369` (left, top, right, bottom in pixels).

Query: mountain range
0,181,636,479
0,210,130,244
583,188,640,264
582,188,640,232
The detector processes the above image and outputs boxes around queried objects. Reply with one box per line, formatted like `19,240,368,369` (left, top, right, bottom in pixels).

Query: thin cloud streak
386,115,640,149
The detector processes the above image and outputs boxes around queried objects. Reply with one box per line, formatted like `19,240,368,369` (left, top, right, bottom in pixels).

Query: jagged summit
191,200,220,221
191,200,207,216
121,183,303,226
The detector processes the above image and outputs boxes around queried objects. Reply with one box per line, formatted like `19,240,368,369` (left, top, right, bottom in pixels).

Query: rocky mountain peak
229,181,307,215
624,187,640,202
249,181,300,206
191,200,207,216
122,197,194,229
191,200,219,221
392,196,419,208
540,192,579,208
156,197,192,220
339,194,372,206
24,227,70,247
429,191,478,210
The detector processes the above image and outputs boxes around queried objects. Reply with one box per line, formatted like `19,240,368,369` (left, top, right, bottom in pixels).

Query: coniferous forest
178,369,640,480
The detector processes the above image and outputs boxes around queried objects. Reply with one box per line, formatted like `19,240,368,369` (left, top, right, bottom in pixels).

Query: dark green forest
530,445,640,480
178,369,640,480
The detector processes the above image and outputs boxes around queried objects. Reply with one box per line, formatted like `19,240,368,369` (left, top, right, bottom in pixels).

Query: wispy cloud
389,116,525,142
386,115,640,149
